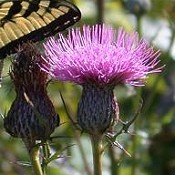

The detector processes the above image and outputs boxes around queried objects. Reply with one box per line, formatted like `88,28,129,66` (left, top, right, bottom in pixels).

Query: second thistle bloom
42,24,162,136
4,43,59,150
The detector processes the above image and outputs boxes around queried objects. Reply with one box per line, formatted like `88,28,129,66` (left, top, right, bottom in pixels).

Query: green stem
108,146,119,175
96,0,104,24
30,145,44,175
75,131,93,175
130,127,137,175
131,89,141,175
90,135,103,175
42,141,50,175
136,15,142,36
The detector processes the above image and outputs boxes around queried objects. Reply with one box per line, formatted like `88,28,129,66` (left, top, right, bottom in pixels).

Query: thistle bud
4,43,59,148
124,0,151,16
77,85,118,136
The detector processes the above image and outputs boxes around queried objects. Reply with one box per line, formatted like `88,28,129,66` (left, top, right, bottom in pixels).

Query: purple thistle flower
4,43,59,151
42,24,161,87
42,24,162,136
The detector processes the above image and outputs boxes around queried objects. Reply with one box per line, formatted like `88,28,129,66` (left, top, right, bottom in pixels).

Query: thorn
113,141,131,157
59,91,81,131
126,130,136,135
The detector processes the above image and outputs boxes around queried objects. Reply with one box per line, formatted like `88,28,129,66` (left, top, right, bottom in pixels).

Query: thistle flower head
4,43,59,149
42,24,161,87
42,24,162,136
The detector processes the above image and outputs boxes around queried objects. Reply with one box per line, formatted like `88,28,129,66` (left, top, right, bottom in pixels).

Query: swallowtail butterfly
0,0,81,84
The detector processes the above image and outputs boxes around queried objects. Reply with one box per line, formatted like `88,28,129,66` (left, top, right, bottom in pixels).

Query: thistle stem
136,15,142,36
90,135,104,175
75,131,93,175
30,145,44,175
42,141,50,175
108,146,119,175
96,0,104,24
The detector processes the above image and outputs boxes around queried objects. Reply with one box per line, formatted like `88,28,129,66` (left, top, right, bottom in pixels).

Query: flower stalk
90,135,104,175
42,141,51,175
108,145,120,175
30,145,44,175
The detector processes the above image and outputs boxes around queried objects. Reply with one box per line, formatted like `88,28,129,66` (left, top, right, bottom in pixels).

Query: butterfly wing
0,0,81,58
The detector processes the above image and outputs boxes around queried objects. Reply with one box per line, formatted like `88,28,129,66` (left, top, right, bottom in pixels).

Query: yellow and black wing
0,0,81,59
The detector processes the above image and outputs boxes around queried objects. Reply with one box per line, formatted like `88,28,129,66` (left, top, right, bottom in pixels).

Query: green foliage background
0,0,175,175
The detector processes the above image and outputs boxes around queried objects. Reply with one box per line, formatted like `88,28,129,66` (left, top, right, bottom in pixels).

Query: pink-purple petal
42,24,162,86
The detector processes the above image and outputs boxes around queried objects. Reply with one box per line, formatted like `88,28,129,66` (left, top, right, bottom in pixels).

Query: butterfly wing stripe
9,22,24,37
17,17,36,32
0,9,9,19
51,8,65,18
58,6,70,13
36,7,46,16
27,13,43,29
0,2,13,9
38,0,50,8
4,23,18,40
43,12,56,24
22,0,40,18
0,28,11,45
0,38,5,47
30,12,48,27
15,18,32,34
14,8,27,17
21,1,30,10
4,22,24,40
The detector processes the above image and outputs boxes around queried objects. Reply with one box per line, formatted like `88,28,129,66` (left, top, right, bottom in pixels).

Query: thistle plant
4,43,59,175
41,24,162,175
